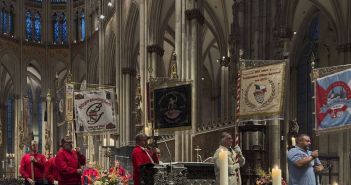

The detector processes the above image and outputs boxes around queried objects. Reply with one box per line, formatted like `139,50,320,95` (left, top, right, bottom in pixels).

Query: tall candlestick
291,137,296,146
219,150,228,185
272,166,282,185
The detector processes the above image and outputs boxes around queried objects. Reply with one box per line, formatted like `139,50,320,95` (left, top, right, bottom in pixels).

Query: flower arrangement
255,168,287,185
93,171,129,185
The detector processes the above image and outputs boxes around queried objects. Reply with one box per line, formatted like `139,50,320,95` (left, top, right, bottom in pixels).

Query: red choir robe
81,168,100,185
109,166,126,177
55,148,86,185
19,152,47,182
131,145,158,185
45,157,59,184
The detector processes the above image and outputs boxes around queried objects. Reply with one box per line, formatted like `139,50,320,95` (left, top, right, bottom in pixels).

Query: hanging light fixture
108,1,113,7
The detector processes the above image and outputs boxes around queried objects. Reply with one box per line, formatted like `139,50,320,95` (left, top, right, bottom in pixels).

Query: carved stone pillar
147,44,164,77
219,57,230,122
184,7,204,161
122,68,136,145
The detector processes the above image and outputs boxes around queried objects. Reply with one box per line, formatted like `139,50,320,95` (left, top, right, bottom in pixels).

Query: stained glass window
6,97,13,153
9,11,14,34
53,13,59,43
0,11,3,33
34,12,41,41
81,13,85,41
2,9,7,33
25,10,32,40
51,0,66,3
61,13,67,43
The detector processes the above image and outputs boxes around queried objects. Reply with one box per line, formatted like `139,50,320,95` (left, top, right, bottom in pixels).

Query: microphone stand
163,138,173,174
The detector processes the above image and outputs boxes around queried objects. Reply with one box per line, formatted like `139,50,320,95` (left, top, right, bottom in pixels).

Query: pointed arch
123,2,139,68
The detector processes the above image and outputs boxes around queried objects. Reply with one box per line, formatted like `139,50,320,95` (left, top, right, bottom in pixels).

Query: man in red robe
45,156,58,185
131,133,158,185
55,136,86,185
81,161,100,185
19,140,47,185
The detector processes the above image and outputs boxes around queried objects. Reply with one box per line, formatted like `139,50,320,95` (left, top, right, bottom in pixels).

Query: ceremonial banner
65,83,74,122
239,63,286,119
316,68,351,131
154,84,191,129
55,87,65,124
74,89,117,133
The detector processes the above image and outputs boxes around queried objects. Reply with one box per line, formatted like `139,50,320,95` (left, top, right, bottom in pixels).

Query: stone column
121,68,134,146
185,7,204,130
98,0,105,85
120,73,125,146
220,58,230,122
269,120,281,167
140,0,149,133
175,131,181,162
115,0,122,147
41,98,46,155
125,69,131,145
185,6,204,161
146,44,164,77
175,0,182,77
14,96,21,177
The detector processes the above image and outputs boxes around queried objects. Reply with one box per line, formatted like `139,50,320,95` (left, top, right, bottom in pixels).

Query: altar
141,162,216,185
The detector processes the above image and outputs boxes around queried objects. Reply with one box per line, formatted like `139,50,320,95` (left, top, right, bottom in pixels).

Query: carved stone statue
289,119,299,136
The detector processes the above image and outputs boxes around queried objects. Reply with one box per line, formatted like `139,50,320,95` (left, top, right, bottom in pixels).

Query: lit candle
219,150,228,185
272,166,282,185
103,138,107,146
109,138,114,146
291,137,296,146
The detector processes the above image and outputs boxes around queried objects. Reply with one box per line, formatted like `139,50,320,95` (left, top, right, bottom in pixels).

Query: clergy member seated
131,133,159,185
81,161,100,185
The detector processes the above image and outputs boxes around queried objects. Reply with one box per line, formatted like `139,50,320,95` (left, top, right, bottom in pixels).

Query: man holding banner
19,140,47,185
213,132,245,185
55,136,86,185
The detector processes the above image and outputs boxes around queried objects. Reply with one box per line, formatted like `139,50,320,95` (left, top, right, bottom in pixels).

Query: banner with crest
315,68,351,132
154,84,191,130
239,63,286,120
74,89,117,133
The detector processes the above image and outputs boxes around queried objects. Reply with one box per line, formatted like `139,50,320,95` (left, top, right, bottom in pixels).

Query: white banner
74,89,117,133
239,63,286,119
